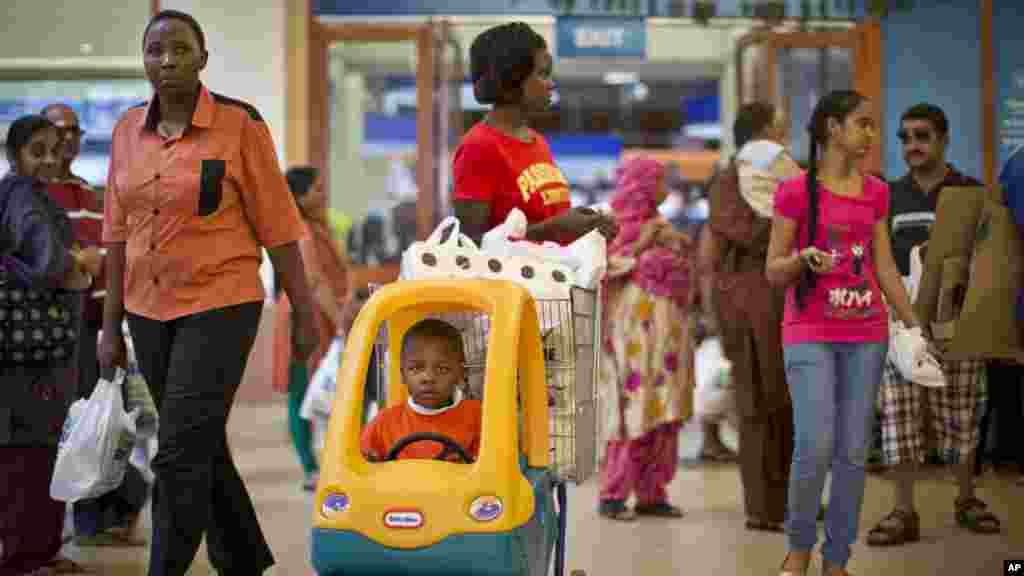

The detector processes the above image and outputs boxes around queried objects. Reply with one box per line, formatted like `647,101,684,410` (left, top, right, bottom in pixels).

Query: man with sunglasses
43,103,90,187
867,103,1001,548
41,103,105,364
41,103,150,547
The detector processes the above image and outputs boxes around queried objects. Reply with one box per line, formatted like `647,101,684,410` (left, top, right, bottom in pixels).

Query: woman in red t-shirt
453,22,616,245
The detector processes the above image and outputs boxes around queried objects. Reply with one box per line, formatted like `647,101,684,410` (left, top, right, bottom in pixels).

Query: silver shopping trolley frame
367,282,601,484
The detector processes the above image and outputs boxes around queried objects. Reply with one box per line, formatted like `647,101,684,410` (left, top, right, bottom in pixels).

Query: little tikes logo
469,496,504,522
320,493,349,518
384,509,423,529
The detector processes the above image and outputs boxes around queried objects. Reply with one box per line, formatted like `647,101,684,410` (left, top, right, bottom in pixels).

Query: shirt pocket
198,158,227,217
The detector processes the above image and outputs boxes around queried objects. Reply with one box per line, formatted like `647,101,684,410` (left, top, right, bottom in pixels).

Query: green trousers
288,361,319,476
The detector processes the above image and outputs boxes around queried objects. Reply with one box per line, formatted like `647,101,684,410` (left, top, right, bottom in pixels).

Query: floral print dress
601,251,694,442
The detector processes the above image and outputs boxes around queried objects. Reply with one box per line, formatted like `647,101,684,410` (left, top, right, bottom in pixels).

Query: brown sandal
955,497,1001,534
778,552,809,576
746,518,785,532
865,508,920,547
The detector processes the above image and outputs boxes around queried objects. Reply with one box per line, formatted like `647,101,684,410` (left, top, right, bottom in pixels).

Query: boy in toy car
361,319,483,463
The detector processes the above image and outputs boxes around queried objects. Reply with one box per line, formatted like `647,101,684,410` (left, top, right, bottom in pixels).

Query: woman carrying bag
0,114,94,576
272,166,353,492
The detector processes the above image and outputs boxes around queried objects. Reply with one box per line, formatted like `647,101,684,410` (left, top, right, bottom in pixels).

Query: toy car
310,278,587,576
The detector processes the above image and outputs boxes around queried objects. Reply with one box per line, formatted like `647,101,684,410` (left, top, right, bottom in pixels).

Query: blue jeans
783,341,886,568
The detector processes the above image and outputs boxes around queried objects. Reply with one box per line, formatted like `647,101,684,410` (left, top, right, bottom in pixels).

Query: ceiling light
603,71,638,85
631,82,649,101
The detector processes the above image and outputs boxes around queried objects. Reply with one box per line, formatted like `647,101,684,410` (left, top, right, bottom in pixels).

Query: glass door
735,24,882,173
434,21,464,221
775,43,854,164
311,22,450,289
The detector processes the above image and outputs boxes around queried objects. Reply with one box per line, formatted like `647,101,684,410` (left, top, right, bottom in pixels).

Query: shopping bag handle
427,216,460,246
426,216,480,252
455,233,479,251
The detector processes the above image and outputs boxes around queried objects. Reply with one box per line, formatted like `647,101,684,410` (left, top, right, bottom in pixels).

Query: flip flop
598,499,637,521
74,530,147,548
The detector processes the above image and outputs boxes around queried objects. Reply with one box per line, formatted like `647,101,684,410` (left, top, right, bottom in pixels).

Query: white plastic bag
301,336,344,423
481,208,608,290
889,325,946,388
50,368,138,502
399,216,481,281
902,243,925,303
693,338,735,418
888,245,945,388
481,208,529,253
400,216,572,332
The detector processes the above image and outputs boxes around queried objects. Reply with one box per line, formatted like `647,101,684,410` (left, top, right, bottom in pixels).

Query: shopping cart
368,283,602,484
310,279,596,576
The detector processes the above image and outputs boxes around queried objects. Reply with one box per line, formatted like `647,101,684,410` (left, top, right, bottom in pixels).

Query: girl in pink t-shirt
765,91,921,576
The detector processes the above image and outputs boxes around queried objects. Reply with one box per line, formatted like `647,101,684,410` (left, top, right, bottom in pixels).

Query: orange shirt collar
138,84,215,132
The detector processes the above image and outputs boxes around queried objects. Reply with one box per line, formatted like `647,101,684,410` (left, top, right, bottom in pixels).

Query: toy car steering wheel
384,432,475,464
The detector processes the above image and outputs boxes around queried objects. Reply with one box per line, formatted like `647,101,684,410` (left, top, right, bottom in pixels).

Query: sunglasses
897,128,934,144
57,126,84,139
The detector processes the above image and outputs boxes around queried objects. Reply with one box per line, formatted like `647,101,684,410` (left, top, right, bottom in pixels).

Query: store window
0,78,151,187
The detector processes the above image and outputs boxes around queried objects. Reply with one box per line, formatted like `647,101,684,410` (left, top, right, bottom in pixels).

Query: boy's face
401,336,464,409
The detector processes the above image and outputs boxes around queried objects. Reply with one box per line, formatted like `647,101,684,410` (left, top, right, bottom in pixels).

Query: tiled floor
61,402,1023,575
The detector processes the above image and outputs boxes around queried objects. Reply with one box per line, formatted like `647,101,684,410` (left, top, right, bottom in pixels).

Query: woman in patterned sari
598,157,694,521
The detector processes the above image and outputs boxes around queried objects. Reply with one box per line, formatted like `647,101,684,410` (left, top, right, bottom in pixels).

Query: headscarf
604,157,690,308
607,157,665,259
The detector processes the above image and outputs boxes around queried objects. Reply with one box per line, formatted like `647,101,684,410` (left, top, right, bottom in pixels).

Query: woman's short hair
143,9,207,53
5,115,55,164
470,22,547,106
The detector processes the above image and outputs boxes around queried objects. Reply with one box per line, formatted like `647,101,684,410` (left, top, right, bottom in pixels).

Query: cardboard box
914,187,1024,364
914,187,986,328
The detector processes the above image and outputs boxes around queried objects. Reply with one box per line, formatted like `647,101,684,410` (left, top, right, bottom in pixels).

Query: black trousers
977,362,1024,474
128,302,272,576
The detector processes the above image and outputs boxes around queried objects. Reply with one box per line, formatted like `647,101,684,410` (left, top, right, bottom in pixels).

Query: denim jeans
783,341,886,568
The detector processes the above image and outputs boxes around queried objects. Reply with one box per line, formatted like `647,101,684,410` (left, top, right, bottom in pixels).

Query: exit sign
556,16,646,58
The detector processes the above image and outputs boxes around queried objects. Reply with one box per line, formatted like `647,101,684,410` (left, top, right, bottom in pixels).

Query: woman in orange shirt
272,166,352,491
98,10,317,575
